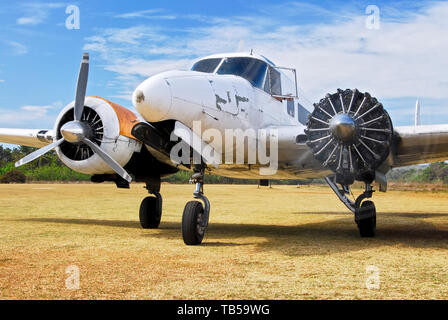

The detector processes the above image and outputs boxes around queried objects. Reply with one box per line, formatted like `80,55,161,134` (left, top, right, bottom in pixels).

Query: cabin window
287,100,295,117
216,57,268,89
191,58,222,73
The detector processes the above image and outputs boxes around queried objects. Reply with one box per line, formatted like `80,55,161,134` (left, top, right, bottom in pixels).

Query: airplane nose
132,76,172,122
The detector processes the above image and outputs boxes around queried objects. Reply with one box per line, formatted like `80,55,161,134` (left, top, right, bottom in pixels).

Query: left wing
0,128,54,148
392,124,448,167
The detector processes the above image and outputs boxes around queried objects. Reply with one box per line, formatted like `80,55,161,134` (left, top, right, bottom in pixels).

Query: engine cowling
305,89,393,185
54,96,141,175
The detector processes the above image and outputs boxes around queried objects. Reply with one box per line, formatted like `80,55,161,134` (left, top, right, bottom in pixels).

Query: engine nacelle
305,89,393,185
54,97,142,175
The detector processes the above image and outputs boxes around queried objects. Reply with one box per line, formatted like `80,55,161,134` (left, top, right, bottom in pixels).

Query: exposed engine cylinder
54,97,141,175
305,89,393,185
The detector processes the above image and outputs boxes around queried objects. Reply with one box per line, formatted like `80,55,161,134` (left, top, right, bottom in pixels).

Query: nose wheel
182,167,210,245
182,201,206,245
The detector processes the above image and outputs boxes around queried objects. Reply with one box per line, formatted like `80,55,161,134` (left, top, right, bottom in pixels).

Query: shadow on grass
16,213,448,256
201,241,252,247
294,211,448,219
16,218,142,229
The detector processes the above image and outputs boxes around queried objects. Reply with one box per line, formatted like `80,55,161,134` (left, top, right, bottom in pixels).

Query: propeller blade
82,137,132,183
15,138,65,167
74,53,89,121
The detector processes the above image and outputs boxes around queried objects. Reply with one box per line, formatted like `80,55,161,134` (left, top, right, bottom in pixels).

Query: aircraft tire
357,201,376,237
182,201,205,245
139,196,162,229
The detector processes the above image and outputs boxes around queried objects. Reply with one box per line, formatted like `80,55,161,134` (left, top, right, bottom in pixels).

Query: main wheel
182,201,205,245
357,200,376,237
139,196,162,229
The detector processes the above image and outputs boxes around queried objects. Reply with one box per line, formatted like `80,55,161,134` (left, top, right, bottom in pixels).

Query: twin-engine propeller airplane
1,52,448,245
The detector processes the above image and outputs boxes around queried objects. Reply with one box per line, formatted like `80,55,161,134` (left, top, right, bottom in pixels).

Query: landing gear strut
325,175,376,237
182,166,210,245
139,178,163,229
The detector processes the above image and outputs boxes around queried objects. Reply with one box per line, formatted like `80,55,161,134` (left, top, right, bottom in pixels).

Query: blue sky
0,0,447,136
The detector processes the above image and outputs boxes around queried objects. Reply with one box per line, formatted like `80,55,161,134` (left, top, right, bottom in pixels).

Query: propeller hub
330,114,356,142
60,121,90,143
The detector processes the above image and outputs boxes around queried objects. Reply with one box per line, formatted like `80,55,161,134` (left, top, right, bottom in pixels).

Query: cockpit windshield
191,58,222,73
216,57,268,89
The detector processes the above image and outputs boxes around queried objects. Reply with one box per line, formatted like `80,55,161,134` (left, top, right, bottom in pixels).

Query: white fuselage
133,70,329,179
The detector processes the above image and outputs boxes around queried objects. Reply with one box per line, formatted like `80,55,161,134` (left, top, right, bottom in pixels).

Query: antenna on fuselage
250,49,253,55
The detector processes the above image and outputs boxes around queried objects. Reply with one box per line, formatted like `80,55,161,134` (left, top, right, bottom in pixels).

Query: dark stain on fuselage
215,94,227,111
215,92,249,112
235,95,249,107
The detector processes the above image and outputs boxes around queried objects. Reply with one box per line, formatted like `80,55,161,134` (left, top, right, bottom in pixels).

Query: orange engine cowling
53,96,142,175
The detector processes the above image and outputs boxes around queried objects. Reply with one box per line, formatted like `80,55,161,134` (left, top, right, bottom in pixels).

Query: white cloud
114,9,165,19
112,8,226,24
20,104,55,113
105,58,192,78
114,8,193,21
0,102,61,128
0,80,5,83
16,2,66,26
17,17,41,25
84,26,166,51
5,41,28,55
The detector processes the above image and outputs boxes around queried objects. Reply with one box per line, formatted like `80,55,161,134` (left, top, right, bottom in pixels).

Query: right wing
0,128,54,148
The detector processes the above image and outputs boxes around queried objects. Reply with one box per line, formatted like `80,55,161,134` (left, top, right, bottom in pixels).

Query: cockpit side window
191,58,222,73
216,57,268,89
264,66,282,96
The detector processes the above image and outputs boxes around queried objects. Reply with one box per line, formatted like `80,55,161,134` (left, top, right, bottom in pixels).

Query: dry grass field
0,183,447,300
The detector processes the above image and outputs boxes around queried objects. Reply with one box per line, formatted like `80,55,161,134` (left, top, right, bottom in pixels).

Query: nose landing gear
182,166,210,245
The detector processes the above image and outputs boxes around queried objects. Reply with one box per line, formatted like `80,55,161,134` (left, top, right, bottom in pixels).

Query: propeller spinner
15,53,133,183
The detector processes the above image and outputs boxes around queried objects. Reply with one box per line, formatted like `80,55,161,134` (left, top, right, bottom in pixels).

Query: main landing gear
182,166,211,245
325,175,376,237
139,178,163,229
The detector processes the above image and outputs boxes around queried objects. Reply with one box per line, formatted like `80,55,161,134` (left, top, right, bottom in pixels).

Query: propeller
15,53,133,183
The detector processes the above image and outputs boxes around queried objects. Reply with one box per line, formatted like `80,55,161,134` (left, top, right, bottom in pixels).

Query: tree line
0,145,90,183
0,145,314,184
386,162,448,184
